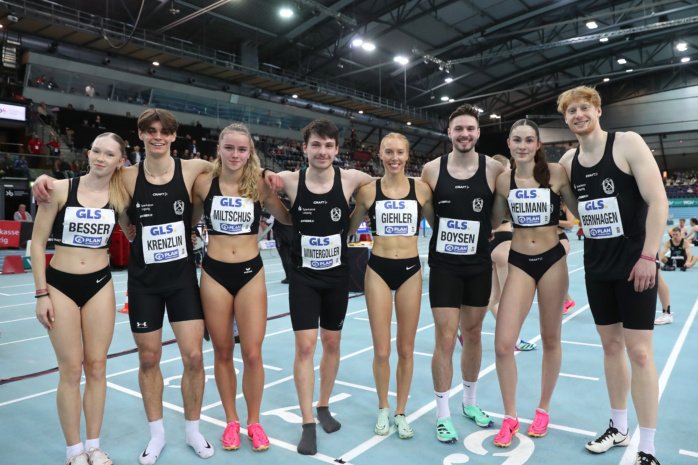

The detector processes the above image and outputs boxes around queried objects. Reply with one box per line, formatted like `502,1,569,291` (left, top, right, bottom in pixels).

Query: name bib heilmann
375,199,418,236
508,188,551,226
61,206,115,248
578,197,624,239
211,196,255,234
436,217,480,255
142,220,188,264
301,234,342,270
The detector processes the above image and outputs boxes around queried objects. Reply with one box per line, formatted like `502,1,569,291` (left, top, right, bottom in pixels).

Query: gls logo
220,198,243,207
76,209,103,220
584,200,606,211
446,220,469,230
383,201,406,209
150,225,174,235
309,237,330,246
515,190,538,199
154,250,180,262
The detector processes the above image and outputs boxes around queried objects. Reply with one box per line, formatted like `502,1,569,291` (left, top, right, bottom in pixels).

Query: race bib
375,199,418,236
435,217,480,255
61,207,115,248
508,188,551,226
301,234,342,270
142,221,188,264
210,196,255,234
578,197,624,239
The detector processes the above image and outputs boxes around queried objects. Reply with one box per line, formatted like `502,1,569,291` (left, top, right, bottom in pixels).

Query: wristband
262,168,271,179
35,293,49,299
640,254,656,262
35,289,47,294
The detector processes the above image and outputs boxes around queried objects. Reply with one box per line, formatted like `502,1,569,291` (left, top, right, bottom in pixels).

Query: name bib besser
508,188,551,226
142,220,188,264
61,207,115,248
301,234,342,270
211,196,255,234
436,217,480,255
578,197,624,239
375,199,418,236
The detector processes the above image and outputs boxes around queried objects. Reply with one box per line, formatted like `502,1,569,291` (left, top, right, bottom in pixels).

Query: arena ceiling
2,0,698,130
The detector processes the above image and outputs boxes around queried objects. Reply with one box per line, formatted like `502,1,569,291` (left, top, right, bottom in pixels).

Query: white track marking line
619,296,698,465
267,292,289,298
0,335,47,346
562,340,603,347
559,373,599,381
680,450,698,458
0,388,58,407
333,380,399,397
0,316,35,324
266,328,293,337
486,412,597,436
413,351,433,357
568,266,585,274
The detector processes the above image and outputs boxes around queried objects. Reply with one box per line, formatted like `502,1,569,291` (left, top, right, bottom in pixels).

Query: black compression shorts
128,284,204,333
429,266,491,308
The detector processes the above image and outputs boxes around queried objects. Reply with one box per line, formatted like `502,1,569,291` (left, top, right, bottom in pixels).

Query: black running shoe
636,451,661,465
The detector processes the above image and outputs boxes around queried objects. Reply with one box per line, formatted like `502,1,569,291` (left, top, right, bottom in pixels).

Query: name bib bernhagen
578,197,624,239
142,220,188,264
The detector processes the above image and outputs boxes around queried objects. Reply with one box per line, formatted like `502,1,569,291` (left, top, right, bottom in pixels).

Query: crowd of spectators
665,170,698,198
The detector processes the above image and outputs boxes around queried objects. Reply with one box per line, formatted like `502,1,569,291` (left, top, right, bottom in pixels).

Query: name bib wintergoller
508,188,551,226
435,217,480,255
375,199,418,236
142,221,188,264
301,234,342,270
61,207,115,248
210,196,255,234
578,197,624,239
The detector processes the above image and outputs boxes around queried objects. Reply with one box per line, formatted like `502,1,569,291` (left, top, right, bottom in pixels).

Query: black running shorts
585,271,658,330
429,267,491,308
129,284,204,333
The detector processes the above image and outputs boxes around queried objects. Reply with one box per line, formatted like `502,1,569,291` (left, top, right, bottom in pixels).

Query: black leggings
46,265,112,308
508,242,566,283
367,254,421,291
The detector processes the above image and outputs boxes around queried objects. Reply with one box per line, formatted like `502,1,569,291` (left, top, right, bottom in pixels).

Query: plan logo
385,225,408,234
220,223,243,233
590,226,612,237
73,235,102,246
311,259,334,268
154,250,180,262
518,215,540,225
445,244,469,254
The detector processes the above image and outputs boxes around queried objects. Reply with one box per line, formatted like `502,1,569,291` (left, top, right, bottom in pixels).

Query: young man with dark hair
420,104,504,443
660,226,696,270
275,118,375,455
557,86,668,465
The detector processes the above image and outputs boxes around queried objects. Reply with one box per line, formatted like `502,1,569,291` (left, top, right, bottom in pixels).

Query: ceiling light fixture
617,58,627,64
600,37,609,42
280,8,294,18
358,110,364,114
394,56,408,65
152,61,160,66
626,69,634,72
445,77,453,83
449,99,455,102
677,42,688,52
603,78,610,82
407,122,412,126
352,38,363,47
681,57,691,63
441,96,449,101
292,94,298,98
586,21,598,29
361,42,376,51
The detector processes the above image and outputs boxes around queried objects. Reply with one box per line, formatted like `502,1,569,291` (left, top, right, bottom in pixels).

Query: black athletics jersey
428,153,493,276
127,157,197,291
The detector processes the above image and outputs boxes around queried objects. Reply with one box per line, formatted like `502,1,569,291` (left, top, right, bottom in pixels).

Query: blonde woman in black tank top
349,133,434,439
31,133,128,465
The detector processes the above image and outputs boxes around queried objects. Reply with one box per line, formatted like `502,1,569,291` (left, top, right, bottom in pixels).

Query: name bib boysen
436,217,480,255
142,220,188,264
301,234,342,270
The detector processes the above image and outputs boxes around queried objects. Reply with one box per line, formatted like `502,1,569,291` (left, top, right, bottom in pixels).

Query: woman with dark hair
31,132,129,465
191,122,290,452
491,119,577,447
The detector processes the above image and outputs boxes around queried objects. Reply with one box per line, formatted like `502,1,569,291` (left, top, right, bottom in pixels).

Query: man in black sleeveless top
275,119,374,455
420,104,504,442
660,226,696,270
557,86,667,465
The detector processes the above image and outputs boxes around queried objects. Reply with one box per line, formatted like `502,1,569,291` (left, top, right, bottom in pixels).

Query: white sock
611,408,628,435
638,427,656,456
85,438,100,451
185,420,214,459
139,419,166,465
462,380,477,408
67,443,84,460
435,390,450,420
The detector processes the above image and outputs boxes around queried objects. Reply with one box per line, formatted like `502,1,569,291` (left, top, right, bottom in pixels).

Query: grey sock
297,423,317,455
316,406,341,433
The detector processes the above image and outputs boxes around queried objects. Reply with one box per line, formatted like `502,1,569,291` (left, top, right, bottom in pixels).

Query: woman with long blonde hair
31,132,129,465
191,122,290,452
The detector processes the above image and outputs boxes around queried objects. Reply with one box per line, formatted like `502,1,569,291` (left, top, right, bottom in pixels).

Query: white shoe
585,420,630,453
87,448,113,465
654,313,673,325
66,452,89,465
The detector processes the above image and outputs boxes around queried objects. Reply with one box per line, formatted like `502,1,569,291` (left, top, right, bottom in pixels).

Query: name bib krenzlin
211,196,255,234
142,221,188,264
301,234,342,270
375,199,418,236
508,188,551,226
578,197,624,239
436,217,480,255
61,207,115,248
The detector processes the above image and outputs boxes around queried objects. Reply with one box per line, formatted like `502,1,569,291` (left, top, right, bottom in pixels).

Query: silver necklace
82,178,108,193
144,157,174,177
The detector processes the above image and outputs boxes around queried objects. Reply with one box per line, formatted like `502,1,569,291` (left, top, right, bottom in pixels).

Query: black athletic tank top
127,158,197,291
368,178,421,236
570,132,648,280
508,169,560,228
669,239,687,260
428,153,493,275
203,177,261,236
51,177,116,249
290,167,349,287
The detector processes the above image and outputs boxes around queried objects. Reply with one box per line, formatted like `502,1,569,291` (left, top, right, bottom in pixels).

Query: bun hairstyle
509,119,550,187
213,123,262,202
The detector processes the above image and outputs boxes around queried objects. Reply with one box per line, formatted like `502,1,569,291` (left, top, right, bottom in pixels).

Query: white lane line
487,411,596,437
334,380,400,397
0,388,59,407
336,305,589,462
267,292,289,298
266,328,293,337
562,340,603,348
346,308,367,316
679,450,698,458
0,293,10,296
0,335,47,346
413,351,433,357
568,266,585,274
0,316,35,324
481,331,495,336
569,250,584,255
559,373,599,381
0,302,33,310
619,296,698,465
